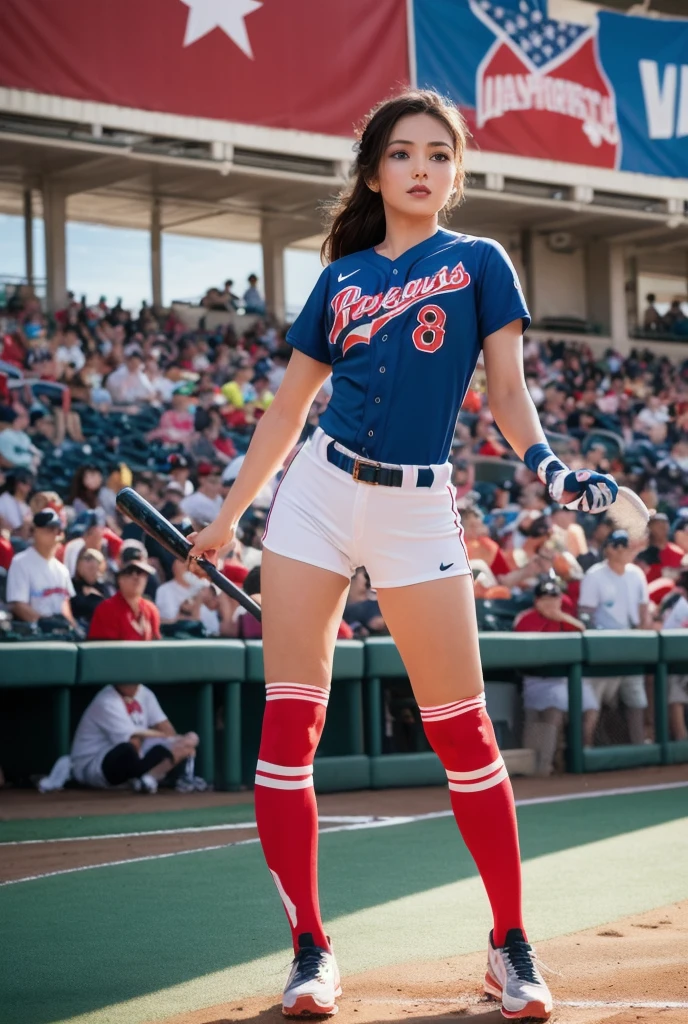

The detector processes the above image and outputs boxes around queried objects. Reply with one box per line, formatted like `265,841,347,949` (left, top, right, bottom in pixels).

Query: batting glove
524,443,618,514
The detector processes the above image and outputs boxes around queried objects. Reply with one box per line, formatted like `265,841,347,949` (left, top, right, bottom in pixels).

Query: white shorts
668,674,688,705
523,676,599,713
262,427,472,589
590,675,648,710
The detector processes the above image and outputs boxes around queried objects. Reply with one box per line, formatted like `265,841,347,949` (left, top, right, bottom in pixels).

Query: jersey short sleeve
285,266,332,365
476,241,531,342
140,685,166,728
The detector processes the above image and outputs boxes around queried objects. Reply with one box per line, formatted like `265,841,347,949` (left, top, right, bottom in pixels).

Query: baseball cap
117,559,155,576
71,509,106,536
124,343,143,359
197,461,221,477
120,540,147,564
605,529,629,548
222,455,245,485
167,453,189,469
652,513,670,524
173,381,196,396
33,509,62,529
534,578,562,598
0,405,18,423
165,480,184,495
222,562,249,586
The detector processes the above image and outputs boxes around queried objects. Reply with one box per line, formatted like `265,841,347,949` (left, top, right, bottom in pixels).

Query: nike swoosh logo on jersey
440,562,454,571
337,270,360,282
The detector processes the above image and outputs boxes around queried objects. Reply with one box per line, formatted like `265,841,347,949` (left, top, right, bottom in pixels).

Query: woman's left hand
551,467,618,513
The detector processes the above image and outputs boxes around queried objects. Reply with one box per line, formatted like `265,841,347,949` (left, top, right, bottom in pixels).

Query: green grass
0,788,686,1024
0,802,255,843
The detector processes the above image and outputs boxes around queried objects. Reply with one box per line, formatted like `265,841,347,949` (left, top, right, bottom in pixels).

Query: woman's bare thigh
376,573,483,707
260,549,351,690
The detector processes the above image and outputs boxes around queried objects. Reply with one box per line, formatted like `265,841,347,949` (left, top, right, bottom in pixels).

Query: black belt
326,441,434,488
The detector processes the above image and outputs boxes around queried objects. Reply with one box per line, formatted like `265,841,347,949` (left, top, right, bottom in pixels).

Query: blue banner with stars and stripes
414,0,688,178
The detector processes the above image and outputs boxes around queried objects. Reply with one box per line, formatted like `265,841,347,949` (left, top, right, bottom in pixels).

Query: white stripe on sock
266,682,330,697
254,774,314,790
256,760,314,777
448,764,509,793
446,756,504,782
418,694,485,714
420,700,485,722
265,695,329,706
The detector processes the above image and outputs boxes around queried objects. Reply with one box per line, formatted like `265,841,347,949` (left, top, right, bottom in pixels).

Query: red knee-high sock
254,682,329,953
420,693,525,946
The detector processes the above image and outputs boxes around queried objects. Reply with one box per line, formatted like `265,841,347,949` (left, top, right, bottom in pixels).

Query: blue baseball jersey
286,228,530,465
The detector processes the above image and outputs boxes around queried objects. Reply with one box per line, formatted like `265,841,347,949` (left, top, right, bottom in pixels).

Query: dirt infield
148,900,688,1024
1,764,687,883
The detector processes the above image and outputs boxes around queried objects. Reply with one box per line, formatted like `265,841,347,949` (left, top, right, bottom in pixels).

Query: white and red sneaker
282,933,341,1017
485,928,553,1020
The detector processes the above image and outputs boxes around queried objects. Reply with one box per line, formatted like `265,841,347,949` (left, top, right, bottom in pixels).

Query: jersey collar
365,227,457,272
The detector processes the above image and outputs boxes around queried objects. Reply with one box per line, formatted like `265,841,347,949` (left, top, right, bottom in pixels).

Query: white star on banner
181,0,262,58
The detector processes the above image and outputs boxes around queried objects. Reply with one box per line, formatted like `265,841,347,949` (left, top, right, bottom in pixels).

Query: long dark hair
322,90,469,265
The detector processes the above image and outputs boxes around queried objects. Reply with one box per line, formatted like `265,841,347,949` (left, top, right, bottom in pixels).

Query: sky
0,214,323,318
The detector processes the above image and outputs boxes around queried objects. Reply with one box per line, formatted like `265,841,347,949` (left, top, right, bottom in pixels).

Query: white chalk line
1,779,686,887
0,814,381,847
356,996,688,1009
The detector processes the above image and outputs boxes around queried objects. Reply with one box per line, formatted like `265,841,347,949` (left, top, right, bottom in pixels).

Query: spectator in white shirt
660,570,688,740
70,682,200,792
55,327,86,373
180,463,223,527
63,508,107,578
0,406,40,471
579,529,651,745
7,509,76,626
155,558,231,636
0,467,34,535
106,345,157,406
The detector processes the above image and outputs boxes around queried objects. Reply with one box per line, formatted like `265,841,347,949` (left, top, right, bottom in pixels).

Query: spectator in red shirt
636,514,684,583
0,532,13,571
514,579,599,774
88,560,161,641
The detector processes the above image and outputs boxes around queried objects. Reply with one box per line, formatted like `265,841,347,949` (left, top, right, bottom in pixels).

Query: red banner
0,0,408,136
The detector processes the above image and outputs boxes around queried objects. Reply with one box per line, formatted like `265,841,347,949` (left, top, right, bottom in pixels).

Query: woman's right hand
187,520,236,567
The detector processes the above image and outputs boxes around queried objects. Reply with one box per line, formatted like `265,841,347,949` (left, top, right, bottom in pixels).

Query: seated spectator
106,344,157,406
243,273,266,315
343,568,387,637
577,516,613,573
189,407,236,466
514,579,597,775
180,462,223,528
0,406,40,471
0,531,13,572
221,359,257,410
147,383,195,445
70,548,113,628
70,681,202,793
69,464,105,514
156,558,231,636
119,540,159,600
658,570,688,740
98,463,133,522
64,508,123,577
579,530,651,745
55,327,86,373
0,467,34,536
663,299,687,334
88,557,160,640
6,509,76,629
167,453,194,497
223,279,240,311
636,513,684,583
642,293,661,331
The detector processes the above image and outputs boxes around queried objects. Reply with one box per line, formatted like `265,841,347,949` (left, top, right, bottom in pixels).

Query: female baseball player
189,90,618,1020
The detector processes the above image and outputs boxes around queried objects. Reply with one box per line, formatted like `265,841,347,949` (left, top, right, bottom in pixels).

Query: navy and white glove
524,443,618,514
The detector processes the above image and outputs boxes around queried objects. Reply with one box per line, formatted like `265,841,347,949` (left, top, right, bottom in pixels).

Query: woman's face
83,469,102,492
78,556,102,585
374,113,457,220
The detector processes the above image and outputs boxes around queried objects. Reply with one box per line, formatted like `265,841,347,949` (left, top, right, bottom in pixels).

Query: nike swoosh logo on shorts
338,270,359,282
440,562,454,571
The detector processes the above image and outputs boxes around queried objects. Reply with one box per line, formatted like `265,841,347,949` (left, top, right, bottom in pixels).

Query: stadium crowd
2,281,688,773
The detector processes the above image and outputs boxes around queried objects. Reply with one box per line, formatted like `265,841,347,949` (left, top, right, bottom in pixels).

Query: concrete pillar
260,222,286,323
23,188,34,289
585,240,629,350
42,180,67,313
151,198,163,309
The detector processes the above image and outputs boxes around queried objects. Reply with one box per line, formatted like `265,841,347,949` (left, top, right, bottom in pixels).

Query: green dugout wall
0,632,687,789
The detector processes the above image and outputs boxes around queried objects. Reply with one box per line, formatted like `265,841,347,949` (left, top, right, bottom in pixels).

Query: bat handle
196,556,263,622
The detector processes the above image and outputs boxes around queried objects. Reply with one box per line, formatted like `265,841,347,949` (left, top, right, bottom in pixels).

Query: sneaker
130,773,158,794
175,775,210,793
282,932,341,1017
485,929,553,1020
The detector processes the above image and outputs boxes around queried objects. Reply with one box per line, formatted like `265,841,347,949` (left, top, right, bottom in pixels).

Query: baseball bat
116,486,262,622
